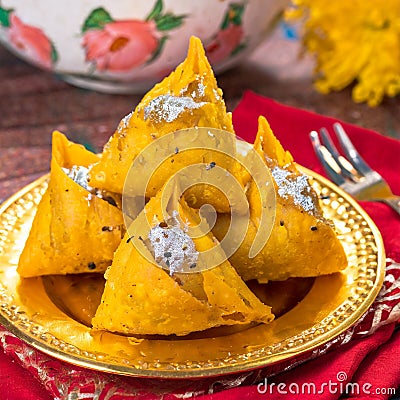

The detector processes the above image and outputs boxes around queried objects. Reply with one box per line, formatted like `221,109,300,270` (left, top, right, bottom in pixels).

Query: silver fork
310,122,400,216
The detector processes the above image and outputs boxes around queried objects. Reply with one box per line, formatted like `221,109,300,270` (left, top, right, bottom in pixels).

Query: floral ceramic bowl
0,0,288,93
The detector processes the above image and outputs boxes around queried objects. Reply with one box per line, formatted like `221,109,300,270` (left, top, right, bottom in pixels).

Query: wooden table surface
1,26,399,203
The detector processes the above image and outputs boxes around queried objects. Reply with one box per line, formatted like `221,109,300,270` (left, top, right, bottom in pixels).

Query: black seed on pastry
88,262,96,270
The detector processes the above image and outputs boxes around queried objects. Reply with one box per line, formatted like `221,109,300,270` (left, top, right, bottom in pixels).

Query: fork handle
377,196,400,216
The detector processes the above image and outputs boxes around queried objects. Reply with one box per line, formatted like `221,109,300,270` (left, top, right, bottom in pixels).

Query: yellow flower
286,0,400,106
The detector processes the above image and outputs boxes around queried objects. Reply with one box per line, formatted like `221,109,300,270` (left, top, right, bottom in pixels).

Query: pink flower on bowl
82,20,160,72
0,8,57,70
82,1,185,73
206,25,244,65
206,3,246,65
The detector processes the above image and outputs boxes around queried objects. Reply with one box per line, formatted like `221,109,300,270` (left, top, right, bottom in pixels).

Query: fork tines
310,123,400,213
309,123,376,187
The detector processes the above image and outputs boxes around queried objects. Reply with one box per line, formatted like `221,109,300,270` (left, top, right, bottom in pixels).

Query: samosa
92,181,274,336
212,116,348,281
88,36,242,212
18,131,124,277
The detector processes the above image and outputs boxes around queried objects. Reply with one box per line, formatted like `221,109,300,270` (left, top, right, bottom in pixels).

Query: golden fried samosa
92,182,273,336
17,131,124,277
213,116,348,281
88,36,241,212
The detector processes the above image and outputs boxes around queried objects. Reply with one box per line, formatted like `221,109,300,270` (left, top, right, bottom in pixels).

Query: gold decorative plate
0,168,385,378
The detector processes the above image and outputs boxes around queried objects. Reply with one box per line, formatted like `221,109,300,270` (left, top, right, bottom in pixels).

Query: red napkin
1,91,399,400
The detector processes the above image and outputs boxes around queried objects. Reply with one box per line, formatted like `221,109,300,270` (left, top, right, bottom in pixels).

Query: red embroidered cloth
1,91,399,399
